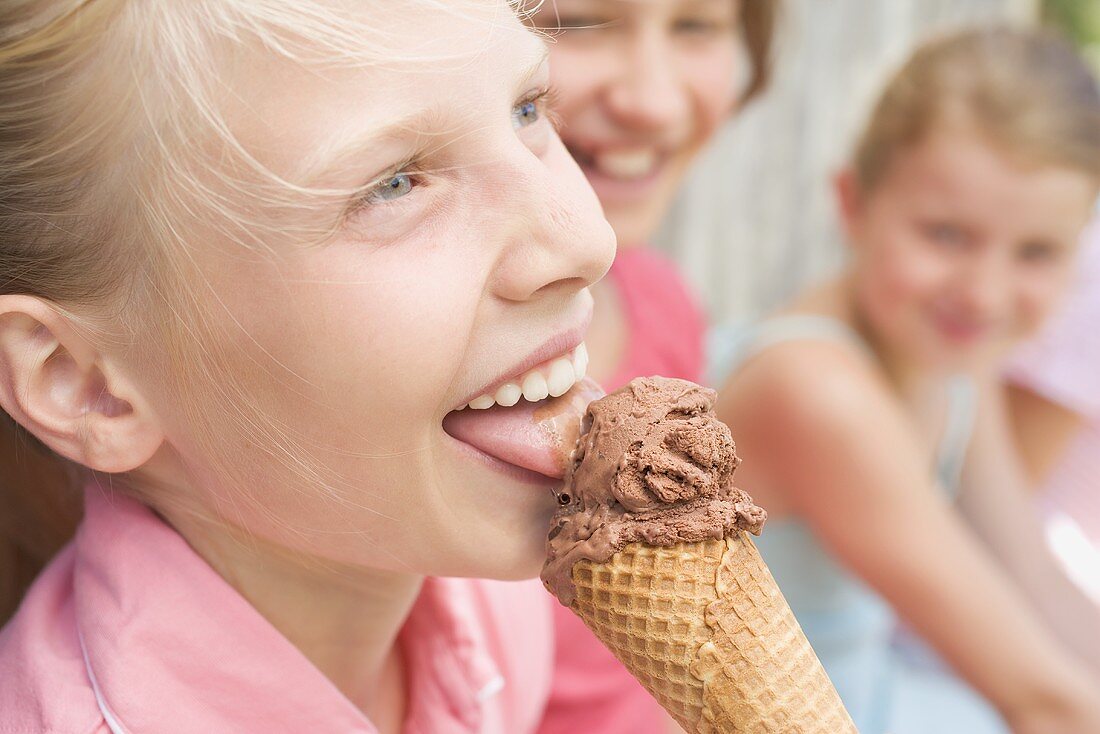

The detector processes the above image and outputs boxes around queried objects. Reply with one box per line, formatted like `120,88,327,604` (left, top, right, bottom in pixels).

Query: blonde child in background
711,27,1100,734
0,1,641,731
526,2,777,731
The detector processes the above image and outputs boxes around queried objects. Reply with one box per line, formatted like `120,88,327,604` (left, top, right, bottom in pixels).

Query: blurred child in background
711,27,1100,734
1007,212,1100,600
529,2,778,731
534,0,777,387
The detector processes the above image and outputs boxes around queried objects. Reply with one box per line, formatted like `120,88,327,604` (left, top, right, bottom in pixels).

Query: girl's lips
930,311,993,344
442,377,605,479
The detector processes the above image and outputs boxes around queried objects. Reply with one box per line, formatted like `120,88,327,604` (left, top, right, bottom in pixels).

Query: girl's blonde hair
854,26,1100,191
0,0,561,625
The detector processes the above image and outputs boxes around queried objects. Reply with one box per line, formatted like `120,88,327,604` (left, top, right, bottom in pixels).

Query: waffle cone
568,530,856,733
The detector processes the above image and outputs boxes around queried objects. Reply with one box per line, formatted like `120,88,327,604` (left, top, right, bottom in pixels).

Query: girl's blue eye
1019,241,1058,264
371,172,413,202
923,222,970,249
512,99,540,130
673,18,726,35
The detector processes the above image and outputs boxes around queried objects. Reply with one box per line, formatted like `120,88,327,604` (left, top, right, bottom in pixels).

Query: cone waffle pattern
569,531,856,733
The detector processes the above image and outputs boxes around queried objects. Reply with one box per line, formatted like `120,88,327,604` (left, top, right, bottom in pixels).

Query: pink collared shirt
0,484,560,733
603,247,705,393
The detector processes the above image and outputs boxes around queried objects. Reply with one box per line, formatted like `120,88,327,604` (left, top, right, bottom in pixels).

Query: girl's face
533,0,741,244
843,130,1097,371
141,2,615,580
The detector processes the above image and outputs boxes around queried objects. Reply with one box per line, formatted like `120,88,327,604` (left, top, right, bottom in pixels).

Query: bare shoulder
715,334,946,534
718,338,891,424
715,338,908,471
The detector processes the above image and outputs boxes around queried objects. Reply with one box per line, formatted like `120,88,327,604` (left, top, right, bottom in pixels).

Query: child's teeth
460,342,588,412
469,394,495,410
521,371,550,402
595,149,657,180
546,358,576,398
494,383,522,407
572,343,589,381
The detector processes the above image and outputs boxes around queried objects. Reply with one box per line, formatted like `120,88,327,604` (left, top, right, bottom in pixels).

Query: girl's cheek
877,232,928,298
876,245,949,335
685,45,739,122
863,253,907,324
901,230,958,294
549,47,614,117
1015,273,1065,337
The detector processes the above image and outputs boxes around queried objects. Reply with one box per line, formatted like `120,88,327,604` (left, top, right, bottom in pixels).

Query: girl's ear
0,295,164,474
833,168,865,246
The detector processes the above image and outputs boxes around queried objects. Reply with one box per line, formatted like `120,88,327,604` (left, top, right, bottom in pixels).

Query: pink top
1007,219,1100,545
603,247,706,391
542,246,706,734
0,483,564,733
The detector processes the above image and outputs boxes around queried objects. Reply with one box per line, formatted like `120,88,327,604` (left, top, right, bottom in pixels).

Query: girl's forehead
881,132,1096,236
220,1,547,181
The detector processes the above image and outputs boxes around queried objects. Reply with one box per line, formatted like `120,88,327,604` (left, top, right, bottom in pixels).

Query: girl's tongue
443,377,605,479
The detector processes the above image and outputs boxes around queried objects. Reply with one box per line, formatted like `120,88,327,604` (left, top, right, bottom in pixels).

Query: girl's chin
874,328,982,373
928,325,1011,366
483,553,545,582
912,338,997,373
449,515,551,581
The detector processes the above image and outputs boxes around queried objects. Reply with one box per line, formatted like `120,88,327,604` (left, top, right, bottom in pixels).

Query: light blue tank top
709,316,1004,734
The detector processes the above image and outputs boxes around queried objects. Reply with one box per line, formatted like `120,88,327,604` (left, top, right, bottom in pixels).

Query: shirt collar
73,483,501,734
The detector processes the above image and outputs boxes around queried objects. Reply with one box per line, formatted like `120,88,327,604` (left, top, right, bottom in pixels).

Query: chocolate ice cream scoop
542,376,766,606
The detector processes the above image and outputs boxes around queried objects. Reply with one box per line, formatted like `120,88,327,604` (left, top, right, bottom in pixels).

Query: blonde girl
0,1,625,731
712,27,1100,734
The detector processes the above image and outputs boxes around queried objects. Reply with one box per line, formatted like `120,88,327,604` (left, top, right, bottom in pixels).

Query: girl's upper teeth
468,394,496,410
465,343,589,410
595,148,658,180
547,358,576,397
521,371,549,402
495,382,522,407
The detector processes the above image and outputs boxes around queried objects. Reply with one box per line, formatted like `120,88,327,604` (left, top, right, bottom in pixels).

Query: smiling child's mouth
443,370,604,480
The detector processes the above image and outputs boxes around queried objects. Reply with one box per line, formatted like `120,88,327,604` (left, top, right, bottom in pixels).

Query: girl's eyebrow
297,108,445,187
299,47,550,187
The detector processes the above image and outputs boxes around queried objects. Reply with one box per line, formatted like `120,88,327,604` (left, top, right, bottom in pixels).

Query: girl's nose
604,28,691,133
491,139,616,303
959,251,1012,320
